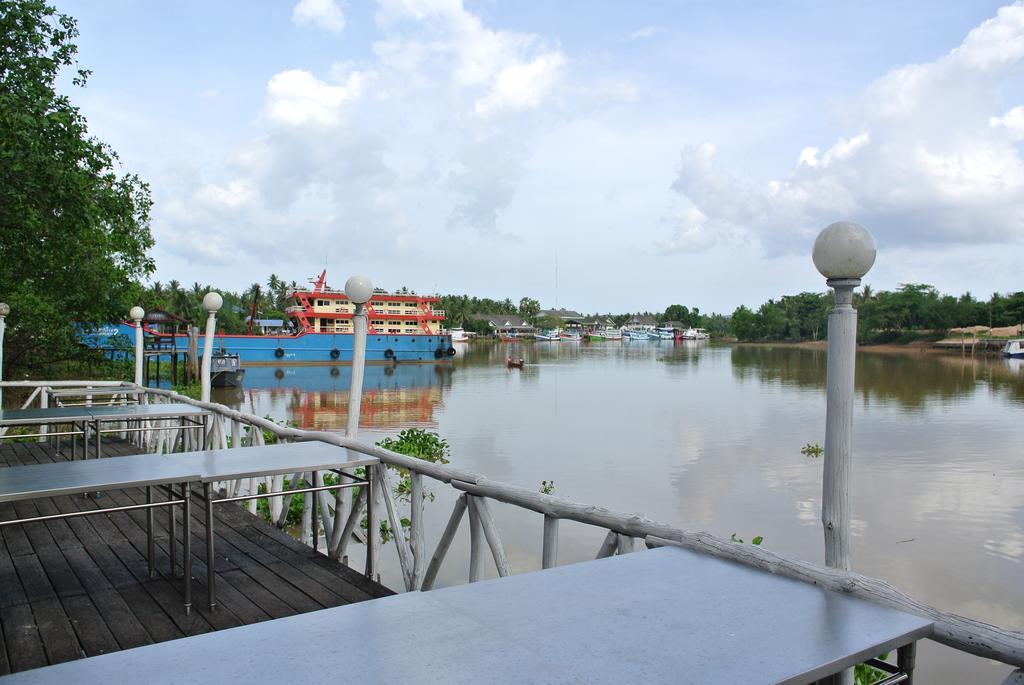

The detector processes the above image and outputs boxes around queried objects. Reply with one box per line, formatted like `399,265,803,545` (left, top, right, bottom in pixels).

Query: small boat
506,356,525,369
559,330,581,342
681,327,710,340
623,328,651,341
450,327,469,342
588,327,623,341
210,351,245,387
534,329,561,341
1002,339,1024,358
500,333,520,342
653,327,675,340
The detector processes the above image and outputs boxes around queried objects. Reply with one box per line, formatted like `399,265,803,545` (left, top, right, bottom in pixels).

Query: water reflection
215,342,1021,684
730,345,1024,408
214,364,453,430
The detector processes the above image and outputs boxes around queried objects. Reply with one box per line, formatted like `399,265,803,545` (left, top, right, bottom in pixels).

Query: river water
214,341,1023,683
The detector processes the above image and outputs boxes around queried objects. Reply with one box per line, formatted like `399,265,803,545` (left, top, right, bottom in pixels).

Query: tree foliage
730,285,1024,342
0,0,153,373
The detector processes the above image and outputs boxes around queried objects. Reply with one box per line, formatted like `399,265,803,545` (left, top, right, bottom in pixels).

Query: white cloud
474,52,565,115
990,105,1024,139
627,25,661,40
154,0,585,267
263,69,365,127
656,206,717,254
292,0,346,33
663,1,1024,255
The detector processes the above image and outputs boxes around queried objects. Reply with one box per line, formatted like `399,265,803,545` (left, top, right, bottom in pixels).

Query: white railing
1,379,1022,678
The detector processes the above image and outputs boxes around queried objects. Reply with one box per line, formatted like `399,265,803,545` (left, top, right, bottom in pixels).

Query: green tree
730,305,758,340
0,0,153,373
663,304,691,325
518,296,540,321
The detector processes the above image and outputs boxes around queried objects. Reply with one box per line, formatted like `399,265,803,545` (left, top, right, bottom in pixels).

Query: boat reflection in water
223,364,454,432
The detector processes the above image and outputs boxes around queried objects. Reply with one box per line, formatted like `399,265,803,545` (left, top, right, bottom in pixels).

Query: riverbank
732,339,1007,356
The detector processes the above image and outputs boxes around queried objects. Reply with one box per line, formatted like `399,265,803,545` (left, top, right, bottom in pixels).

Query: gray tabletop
0,453,201,502
168,441,378,482
86,403,209,421
0,546,933,684
0,406,95,425
48,388,144,398
0,442,374,502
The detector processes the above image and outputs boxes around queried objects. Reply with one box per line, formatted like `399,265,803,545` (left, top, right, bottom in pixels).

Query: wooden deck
0,439,393,675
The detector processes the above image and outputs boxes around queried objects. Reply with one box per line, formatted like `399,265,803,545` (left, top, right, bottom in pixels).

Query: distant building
626,315,658,331
537,308,586,332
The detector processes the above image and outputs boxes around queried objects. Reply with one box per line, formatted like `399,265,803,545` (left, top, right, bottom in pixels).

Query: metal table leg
311,470,318,554
898,642,917,684
169,484,177,577
94,419,102,459
365,464,375,579
147,486,155,578
183,482,192,616
204,482,216,610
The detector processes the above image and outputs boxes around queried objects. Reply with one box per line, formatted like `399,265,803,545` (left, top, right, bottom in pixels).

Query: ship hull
165,331,455,366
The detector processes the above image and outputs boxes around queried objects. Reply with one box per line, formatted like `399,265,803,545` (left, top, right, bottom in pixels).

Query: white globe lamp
345,275,374,304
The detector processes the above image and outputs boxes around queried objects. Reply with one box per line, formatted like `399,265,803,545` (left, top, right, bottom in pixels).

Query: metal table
85,403,209,459
0,406,95,459
46,387,145,407
0,404,209,461
0,453,200,613
164,441,379,609
0,546,934,684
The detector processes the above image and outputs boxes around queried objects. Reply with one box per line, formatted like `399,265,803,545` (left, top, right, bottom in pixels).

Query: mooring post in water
130,306,145,387
813,221,876,572
200,292,222,405
0,302,8,409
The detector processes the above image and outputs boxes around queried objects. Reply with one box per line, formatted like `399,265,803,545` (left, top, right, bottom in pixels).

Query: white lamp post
344,274,374,576
130,306,145,386
812,221,876,573
344,275,373,438
0,302,9,409
200,292,223,404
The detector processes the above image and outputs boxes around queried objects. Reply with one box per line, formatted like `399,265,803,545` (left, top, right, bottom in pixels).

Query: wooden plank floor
0,439,393,675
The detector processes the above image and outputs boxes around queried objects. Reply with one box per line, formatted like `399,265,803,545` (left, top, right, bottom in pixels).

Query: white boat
559,330,581,342
450,327,469,342
681,327,709,340
653,327,675,340
623,328,652,341
588,327,623,341
535,329,561,341
1002,339,1024,358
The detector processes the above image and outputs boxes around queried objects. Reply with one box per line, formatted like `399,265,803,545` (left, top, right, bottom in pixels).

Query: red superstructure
284,271,446,337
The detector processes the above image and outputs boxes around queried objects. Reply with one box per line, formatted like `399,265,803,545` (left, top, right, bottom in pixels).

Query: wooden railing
2,379,1022,679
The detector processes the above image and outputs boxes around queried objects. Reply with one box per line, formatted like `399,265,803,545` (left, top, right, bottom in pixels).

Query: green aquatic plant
801,442,824,458
730,533,764,546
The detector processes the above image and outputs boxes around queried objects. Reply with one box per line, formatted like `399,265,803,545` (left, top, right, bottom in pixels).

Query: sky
56,0,1024,314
